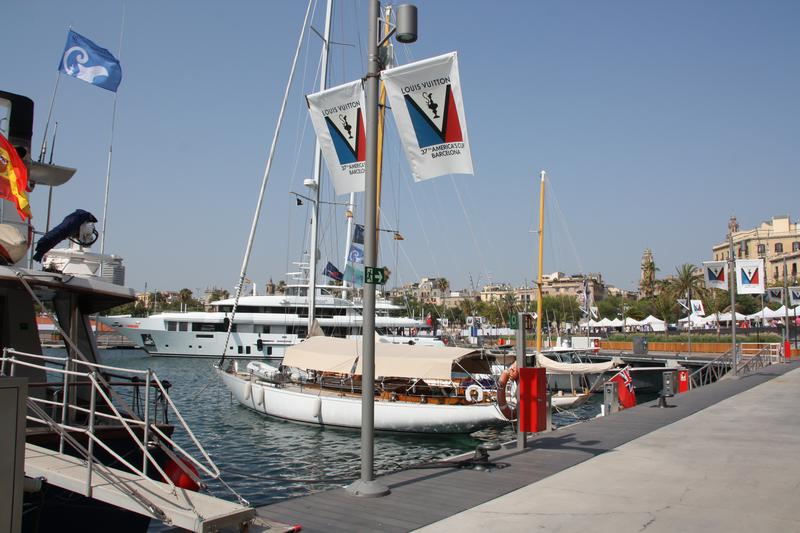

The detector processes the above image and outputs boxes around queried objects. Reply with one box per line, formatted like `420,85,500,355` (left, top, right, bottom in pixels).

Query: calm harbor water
49,348,602,508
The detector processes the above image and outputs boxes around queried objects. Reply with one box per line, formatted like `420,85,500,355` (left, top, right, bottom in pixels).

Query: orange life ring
497,362,519,420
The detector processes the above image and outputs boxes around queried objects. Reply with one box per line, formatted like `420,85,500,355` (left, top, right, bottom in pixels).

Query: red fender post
518,367,547,433
677,369,689,393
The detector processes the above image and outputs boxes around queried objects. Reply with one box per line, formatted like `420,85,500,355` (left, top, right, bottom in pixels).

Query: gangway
3,347,256,532
25,442,254,532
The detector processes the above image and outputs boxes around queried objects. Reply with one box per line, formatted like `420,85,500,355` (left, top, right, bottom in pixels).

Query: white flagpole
99,5,126,259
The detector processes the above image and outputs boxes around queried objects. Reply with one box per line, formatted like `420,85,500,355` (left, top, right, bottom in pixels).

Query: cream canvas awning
282,336,489,381
535,353,617,375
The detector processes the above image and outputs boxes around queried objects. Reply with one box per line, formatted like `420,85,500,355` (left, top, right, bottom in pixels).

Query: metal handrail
738,352,767,375
739,342,781,364
2,348,225,494
689,349,733,389
25,399,169,523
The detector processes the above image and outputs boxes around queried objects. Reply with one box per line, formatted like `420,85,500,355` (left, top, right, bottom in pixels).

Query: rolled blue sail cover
33,209,97,262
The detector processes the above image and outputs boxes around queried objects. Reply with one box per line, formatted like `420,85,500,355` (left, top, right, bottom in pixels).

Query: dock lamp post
346,1,417,499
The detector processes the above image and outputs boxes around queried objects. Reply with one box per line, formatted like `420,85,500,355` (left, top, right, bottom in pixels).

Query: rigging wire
218,0,316,367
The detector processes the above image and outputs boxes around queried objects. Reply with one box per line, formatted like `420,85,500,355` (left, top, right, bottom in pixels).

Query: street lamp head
395,4,418,43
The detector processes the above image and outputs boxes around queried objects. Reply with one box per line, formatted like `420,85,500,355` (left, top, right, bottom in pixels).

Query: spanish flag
0,133,31,221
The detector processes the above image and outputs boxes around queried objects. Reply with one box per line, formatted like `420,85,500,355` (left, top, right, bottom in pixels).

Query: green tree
179,288,193,309
666,264,705,318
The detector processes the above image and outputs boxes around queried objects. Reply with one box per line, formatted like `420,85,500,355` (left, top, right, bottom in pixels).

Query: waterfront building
513,272,606,305
711,215,800,284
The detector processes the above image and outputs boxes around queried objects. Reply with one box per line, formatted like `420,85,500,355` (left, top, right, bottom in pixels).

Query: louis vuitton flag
735,259,765,295
703,261,728,291
307,80,367,195
381,52,474,181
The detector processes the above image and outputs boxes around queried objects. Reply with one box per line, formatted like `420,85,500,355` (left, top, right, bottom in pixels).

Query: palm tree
179,288,193,311
667,263,706,327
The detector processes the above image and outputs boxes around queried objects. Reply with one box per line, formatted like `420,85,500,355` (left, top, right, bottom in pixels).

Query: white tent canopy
746,307,784,321
639,315,667,332
702,311,747,323
609,318,624,327
678,313,706,326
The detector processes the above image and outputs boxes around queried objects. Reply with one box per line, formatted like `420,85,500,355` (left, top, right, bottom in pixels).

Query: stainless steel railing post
86,372,97,497
59,358,71,454
143,369,151,476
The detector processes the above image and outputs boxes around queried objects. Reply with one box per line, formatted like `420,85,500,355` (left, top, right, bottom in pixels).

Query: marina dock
256,361,800,532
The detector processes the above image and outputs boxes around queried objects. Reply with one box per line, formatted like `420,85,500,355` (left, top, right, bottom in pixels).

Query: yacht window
286,326,307,337
237,346,243,354
166,321,177,331
179,322,188,331
267,347,272,355
246,346,251,355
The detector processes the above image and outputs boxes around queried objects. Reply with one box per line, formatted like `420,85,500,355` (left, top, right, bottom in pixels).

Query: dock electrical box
662,370,677,397
603,381,620,416
632,336,648,355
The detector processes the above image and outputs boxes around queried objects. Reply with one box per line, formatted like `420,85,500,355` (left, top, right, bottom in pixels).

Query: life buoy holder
465,384,484,403
497,362,519,420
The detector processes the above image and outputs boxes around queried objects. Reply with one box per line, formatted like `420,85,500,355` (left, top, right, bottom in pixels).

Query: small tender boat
216,336,508,434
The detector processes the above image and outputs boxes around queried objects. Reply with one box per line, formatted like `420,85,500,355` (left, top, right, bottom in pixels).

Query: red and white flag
609,366,637,409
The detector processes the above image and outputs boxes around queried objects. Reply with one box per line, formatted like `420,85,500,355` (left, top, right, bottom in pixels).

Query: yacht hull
217,369,506,434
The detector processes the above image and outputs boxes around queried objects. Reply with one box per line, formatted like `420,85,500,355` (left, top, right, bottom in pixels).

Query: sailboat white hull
217,369,507,434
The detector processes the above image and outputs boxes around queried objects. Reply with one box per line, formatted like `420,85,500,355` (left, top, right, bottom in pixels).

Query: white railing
1,348,243,506
739,343,782,364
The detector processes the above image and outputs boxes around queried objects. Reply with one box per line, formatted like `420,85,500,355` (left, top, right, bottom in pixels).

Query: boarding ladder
2,348,255,532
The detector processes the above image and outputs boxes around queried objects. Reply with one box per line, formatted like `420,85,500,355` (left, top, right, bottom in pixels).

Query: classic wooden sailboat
217,336,506,433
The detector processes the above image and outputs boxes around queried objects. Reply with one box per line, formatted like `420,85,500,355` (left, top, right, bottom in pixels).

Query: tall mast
375,5,392,238
535,170,546,354
307,0,335,333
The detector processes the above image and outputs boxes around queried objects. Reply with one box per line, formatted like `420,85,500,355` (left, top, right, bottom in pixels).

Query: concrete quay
257,362,799,532
418,364,800,532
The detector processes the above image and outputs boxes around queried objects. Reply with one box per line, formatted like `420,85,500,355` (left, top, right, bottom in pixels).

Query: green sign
508,314,518,328
365,266,387,285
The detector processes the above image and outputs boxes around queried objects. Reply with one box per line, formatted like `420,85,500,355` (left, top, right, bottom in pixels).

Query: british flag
620,366,634,393
610,366,637,408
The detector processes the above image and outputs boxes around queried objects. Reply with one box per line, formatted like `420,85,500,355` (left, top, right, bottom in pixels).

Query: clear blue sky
5,0,798,296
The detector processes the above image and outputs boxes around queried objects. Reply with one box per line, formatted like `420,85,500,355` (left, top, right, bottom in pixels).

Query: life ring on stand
497,362,519,420
465,384,484,403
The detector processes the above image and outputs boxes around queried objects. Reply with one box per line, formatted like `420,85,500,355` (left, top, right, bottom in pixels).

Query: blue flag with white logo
58,30,122,92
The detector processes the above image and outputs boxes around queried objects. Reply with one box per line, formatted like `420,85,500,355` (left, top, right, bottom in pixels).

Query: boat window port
246,346,251,355
192,322,233,332
238,346,243,354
